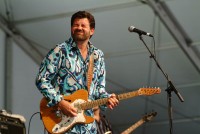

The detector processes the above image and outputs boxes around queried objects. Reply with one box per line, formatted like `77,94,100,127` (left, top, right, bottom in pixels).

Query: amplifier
0,111,26,134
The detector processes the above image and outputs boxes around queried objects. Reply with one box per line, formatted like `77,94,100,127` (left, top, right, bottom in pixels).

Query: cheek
71,28,76,34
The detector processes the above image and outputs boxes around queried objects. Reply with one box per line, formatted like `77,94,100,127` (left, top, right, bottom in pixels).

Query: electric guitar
121,111,157,134
40,88,161,134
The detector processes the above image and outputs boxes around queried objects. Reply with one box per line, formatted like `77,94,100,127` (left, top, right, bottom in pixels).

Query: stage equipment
0,109,26,134
129,27,184,134
128,26,153,37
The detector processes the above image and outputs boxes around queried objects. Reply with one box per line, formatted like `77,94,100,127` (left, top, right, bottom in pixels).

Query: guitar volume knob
56,110,61,117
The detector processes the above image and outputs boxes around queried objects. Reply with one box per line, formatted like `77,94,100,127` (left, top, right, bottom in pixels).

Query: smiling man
35,11,119,134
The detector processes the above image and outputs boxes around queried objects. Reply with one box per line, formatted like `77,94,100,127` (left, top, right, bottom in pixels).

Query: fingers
66,106,77,117
107,94,119,109
58,100,77,117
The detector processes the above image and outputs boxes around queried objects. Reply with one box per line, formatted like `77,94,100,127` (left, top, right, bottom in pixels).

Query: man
35,11,119,134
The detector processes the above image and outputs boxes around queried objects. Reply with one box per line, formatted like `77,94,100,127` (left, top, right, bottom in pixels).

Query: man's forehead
73,18,89,23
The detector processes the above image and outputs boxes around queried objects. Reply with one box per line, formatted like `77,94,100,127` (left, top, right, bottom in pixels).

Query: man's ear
90,28,95,36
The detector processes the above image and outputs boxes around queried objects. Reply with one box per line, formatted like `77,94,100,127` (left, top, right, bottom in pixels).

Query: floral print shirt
35,37,110,134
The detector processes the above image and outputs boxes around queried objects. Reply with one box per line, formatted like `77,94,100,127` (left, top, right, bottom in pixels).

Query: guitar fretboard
80,88,160,110
121,120,144,134
117,91,139,100
81,98,108,110
81,91,139,110
121,112,157,134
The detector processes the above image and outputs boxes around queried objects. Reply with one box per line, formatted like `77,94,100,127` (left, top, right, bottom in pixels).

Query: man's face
71,18,94,42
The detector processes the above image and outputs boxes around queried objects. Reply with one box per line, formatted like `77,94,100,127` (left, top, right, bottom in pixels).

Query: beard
72,30,90,42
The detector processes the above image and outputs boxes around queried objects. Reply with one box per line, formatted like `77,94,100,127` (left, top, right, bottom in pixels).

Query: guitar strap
87,52,94,94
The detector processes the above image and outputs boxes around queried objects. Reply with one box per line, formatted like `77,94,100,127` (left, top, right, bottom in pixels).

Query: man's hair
71,11,95,29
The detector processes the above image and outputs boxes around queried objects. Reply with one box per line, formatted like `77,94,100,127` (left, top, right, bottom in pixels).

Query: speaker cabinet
0,114,26,134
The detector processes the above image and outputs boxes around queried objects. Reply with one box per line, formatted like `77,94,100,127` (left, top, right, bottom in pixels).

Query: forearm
36,76,63,107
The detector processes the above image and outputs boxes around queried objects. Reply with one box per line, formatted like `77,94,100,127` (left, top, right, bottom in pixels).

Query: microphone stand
138,34,184,134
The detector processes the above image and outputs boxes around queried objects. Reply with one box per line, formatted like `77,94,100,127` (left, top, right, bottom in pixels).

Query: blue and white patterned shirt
35,37,110,133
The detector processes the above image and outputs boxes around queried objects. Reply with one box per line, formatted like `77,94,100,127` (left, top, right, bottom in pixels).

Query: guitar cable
28,111,40,134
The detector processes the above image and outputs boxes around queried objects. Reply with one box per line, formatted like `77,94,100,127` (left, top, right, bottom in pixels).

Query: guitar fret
118,91,138,100
81,98,108,110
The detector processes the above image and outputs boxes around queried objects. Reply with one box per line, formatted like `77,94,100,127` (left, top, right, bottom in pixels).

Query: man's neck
76,39,88,50
76,40,89,60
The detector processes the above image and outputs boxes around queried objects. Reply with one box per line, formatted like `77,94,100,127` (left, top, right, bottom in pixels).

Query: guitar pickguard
52,99,86,133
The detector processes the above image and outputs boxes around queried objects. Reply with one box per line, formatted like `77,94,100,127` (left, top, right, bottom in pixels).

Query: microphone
128,26,153,37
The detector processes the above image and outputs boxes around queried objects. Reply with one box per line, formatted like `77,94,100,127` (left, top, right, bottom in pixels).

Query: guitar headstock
143,111,157,122
138,87,161,96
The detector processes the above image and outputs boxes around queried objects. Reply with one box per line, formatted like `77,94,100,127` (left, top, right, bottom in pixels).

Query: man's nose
76,25,83,29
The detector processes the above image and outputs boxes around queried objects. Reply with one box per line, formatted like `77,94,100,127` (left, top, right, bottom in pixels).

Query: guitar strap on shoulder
87,52,94,94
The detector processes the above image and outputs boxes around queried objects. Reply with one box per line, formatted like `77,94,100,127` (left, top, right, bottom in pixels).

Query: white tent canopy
0,0,200,134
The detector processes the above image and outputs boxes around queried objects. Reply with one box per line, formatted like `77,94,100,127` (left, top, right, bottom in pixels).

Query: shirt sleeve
95,50,111,110
35,45,63,107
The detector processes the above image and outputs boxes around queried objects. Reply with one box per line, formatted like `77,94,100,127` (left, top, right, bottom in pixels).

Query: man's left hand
107,94,119,109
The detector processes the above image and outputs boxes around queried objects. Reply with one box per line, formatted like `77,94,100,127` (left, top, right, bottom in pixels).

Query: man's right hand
58,100,77,117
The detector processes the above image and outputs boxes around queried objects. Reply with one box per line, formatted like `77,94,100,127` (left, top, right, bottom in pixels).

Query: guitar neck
117,91,139,101
121,119,145,134
121,112,157,134
81,98,108,110
81,91,139,110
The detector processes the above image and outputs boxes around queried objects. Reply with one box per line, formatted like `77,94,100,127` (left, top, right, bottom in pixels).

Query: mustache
74,29,83,33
